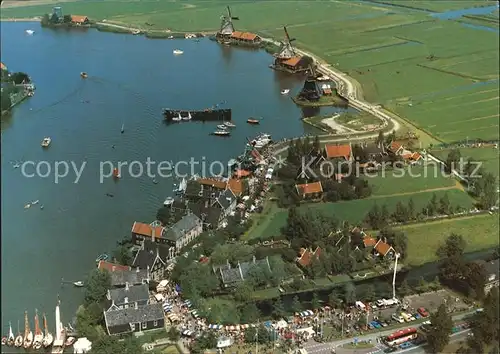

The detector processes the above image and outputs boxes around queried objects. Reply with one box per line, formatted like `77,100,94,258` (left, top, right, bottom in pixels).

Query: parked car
414,313,421,319
384,347,398,353
418,307,429,317
392,314,405,323
400,342,412,349
380,321,388,327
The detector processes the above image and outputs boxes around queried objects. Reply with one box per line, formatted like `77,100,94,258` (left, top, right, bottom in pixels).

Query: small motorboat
73,281,84,287
121,123,125,134
152,178,158,185
173,49,184,55
1,337,7,345
96,254,108,262
112,168,121,179
163,197,174,206
216,124,227,130
80,72,88,79
24,204,31,209
25,29,35,35
64,337,76,347
131,30,141,35
281,89,290,95
247,118,260,125
41,137,51,147
31,200,39,205
212,130,230,137
224,121,236,128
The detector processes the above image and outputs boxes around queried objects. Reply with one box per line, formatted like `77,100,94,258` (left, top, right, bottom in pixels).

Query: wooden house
324,143,353,161
296,247,321,268
70,15,89,25
295,181,323,199
104,302,164,335
230,31,261,45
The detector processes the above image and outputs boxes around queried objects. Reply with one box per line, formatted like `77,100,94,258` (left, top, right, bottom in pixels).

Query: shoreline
1,17,40,22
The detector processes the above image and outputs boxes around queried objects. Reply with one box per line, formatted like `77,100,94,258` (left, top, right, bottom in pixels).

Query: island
0,62,34,115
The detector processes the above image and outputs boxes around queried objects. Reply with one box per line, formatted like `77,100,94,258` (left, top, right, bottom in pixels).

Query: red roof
198,178,227,190
325,144,351,159
363,236,377,247
71,15,88,23
234,169,251,178
227,178,243,196
231,31,259,41
297,247,321,267
296,181,323,196
131,222,163,238
389,141,404,154
375,240,393,256
282,56,302,67
97,261,130,272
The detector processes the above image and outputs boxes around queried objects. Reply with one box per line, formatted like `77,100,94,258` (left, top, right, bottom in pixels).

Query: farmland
245,189,475,240
2,0,498,143
430,147,499,179
398,213,499,266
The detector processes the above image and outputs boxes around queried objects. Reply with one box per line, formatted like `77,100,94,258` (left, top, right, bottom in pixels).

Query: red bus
384,327,418,347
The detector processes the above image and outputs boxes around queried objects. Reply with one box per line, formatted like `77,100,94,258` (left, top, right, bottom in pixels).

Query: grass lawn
246,189,475,240
370,1,494,12
430,147,499,179
399,213,500,266
368,164,457,196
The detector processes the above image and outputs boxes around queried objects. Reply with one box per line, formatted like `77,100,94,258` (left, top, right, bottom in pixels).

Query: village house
188,201,223,230
360,142,386,161
295,181,323,199
213,256,271,288
131,222,165,245
388,141,405,155
104,302,164,335
109,267,150,288
97,260,131,273
230,31,261,45
324,143,353,161
278,56,309,73
70,15,89,25
227,178,244,197
296,247,321,268
213,188,237,219
402,151,423,165
477,259,499,293
184,178,227,205
373,239,396,259
363,235,378,248
162,213,203,253
106,283,149,310
132,241,171,281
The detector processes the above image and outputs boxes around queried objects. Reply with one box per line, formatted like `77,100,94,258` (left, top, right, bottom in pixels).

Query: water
430,5,498,20
0,22,350,329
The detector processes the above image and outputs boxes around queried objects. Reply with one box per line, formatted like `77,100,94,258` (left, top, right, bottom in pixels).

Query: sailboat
42,313,54,348
121,123,125,134
7,322,15,346
33,310,43,349
52,297,66,354
23,311,33,349
14,320,23,347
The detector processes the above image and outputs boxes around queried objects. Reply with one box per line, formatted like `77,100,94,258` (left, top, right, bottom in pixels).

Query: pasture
430,147,499,179
399,213,499,266
245,189,475,240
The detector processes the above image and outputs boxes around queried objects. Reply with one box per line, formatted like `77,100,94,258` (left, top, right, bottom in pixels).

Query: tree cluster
438,234,490,299
467,288,499,353
426,304,453,353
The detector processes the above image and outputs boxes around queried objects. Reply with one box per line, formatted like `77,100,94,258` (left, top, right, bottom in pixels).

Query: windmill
275,26,297,61
296,64,321,102
217,6,239,40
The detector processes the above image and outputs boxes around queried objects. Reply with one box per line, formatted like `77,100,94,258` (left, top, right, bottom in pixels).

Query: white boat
182,112,192,120
131,30,140,35
26,30,35,35
31,200,39,205
217,124,227,130
73,281,84,287
163,197,174,206
42,314,53,348
281,89,290,95
176,177,187,194
224,121,236,128
14,321,22,348
212,130,230,136
173,49,184,55
33,310,43,350
7,323,15,346
64,337,75,347
171,114,182,122
41,137,51,147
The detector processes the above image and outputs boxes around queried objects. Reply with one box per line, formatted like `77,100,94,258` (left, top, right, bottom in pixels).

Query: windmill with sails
33,309,43,349
216,6,239,43
272,27,309,73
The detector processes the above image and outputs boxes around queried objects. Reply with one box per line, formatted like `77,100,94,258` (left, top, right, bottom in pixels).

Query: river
0,21,351,330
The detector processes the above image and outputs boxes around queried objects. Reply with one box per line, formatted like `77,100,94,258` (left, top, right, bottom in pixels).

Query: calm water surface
0,22,348,328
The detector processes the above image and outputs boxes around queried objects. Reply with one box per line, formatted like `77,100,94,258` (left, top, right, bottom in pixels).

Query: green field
246,189,475,240
399,214,500,266
368,165,457,196
2,0,498,142
430,147,500,179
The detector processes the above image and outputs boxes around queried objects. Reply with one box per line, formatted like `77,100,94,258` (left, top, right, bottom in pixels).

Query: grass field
398,213,499,266
430,147,499,179
2,0,498,143
245,189,475,240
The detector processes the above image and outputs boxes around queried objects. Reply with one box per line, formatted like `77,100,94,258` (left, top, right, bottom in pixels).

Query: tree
393,201,409,222
469,288,499,351
399,279,411,296
63,14,72,23
9,72,30,85
328,289,342,308
41,13,50,26
167,326,180,341
439,192,451,215
112,245,132,266
427,193,439,216
291,296,302,313
474,172,497,210
240,303,260,324
1,92,12,111
84,269,111,307
90,336,142,354
462,261,487,299
272,298,287,319
244,327,258,344
50,12,59,24
438,234,467,285
445,149,461,173
344,282,356,304
311,293,321,310
234,282,254,302
407,198,415,220
178,263,219,298
376,131,385,147
427,304,453,353
364,284,376,301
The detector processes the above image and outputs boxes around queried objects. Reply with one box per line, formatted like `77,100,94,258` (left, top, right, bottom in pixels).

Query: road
303,311,474,354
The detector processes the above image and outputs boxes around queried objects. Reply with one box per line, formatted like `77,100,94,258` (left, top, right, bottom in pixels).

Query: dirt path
368,185,461,199
397,213,491,229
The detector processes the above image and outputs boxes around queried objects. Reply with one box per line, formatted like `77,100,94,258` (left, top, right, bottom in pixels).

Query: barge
163,108,231,123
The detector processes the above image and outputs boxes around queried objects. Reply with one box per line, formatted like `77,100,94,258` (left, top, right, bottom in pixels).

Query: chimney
124,297,129,304
152,226,155,243
125,282,129,291
136,267,140,273
384,237,388,244
134,302,138,310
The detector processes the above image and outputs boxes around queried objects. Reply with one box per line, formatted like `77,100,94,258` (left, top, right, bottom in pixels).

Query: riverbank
0,17,40,22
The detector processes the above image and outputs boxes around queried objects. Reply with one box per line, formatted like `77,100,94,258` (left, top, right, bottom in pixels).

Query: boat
247,118,260,125
216,124,227,130
131,30,141,35
80,72,88,79
33,310,43,350
14,321,23,348
112,168,121,179
23,311,33,349
24,204,31,209
163,197,174,206
250,133,272,149
26,29,35,35
73,281,84,287
281,89,290,95
52,298,66,354
41,137,51,147
224,121,236,128
64,337,76,347
31,200,39,205
1,337,6,345
163,103,231,123
175,177,187,195
121,123,124,133
105,193,114,198
211,130,230,137
42,314,53,349
7,323,15,346
173,49,184,55
96,254,108,262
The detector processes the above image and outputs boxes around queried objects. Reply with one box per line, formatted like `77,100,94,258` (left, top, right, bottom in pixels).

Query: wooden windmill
275,26,297,61
217,6,239,40
297,64,321,102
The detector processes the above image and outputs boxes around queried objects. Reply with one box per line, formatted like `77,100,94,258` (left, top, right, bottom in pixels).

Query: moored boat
112,168,121,179
33,310,43,350
80,72,88,79
42,313,53,348
173,49,184,55
247,118,260,125
224,121,236,128
7,322,15,346
163,104,231,123
281,89,290,95
95,253,108,263
14,321,23,348
1,337,6,345
73,281,84,287
64,337,76,347
23,311,33,349
211,130,230,136
41,137,51,147
216,124,227,130
51,297,66,354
